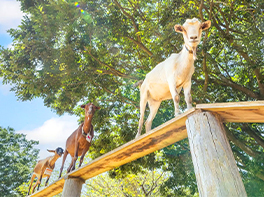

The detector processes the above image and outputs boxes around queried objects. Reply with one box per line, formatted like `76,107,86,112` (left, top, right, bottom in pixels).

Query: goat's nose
190,36,198,40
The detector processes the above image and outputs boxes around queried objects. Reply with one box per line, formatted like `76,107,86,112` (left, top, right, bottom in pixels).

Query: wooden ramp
29,101,264,197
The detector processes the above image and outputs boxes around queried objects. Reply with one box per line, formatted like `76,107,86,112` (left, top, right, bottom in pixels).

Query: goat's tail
134,80,143,88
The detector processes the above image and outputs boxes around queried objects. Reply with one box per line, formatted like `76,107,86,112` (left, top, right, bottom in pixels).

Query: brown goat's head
47,147,64,157
81,103,100,116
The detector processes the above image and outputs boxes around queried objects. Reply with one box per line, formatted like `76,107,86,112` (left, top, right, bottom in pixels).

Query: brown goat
27,147,64,195
59,103,100,178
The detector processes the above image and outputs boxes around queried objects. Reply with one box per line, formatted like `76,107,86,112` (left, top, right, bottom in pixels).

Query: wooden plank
29,101,264,197
196,101,264,123
29,108,195,197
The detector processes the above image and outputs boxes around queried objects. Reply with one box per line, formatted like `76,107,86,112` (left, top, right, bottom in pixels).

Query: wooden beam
28,101,264,197
28,108,195,197
61,177,85,197
196,101,264,123
186,111,247,196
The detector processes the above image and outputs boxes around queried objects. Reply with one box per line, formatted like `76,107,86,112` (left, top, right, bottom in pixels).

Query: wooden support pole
62,177,85,197
186,111,247,197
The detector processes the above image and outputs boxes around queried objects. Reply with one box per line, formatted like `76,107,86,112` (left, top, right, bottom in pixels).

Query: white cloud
0,0,25,33
18,115,79,159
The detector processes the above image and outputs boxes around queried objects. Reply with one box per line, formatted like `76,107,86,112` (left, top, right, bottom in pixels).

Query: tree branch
83,46,137,80
198,0,213,92
215,4,230,34
225,126,259,158
127,0,147,22
236,154,264,182
93,81,139,108
113,0,141,42
125,36,153,56
208,8,264,97
207,53,261,99
242,124,264,149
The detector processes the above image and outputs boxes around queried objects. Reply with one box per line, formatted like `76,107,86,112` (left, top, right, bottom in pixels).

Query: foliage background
0,127,39,196
0,0,263,196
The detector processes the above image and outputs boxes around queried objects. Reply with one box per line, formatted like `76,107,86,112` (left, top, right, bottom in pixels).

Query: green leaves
0,127,39,196
85,170,169,197
0,0,264,196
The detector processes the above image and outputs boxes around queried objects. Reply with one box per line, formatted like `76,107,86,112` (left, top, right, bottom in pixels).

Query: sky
0,0,79,163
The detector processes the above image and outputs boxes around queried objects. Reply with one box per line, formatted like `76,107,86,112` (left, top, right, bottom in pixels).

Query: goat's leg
183,81,192,109
45,176,50,186
37,175,42,191
67,157,74,173
136,91,148,138
32,177,40,194
145,99,161,132
59,149,68,178
79,146,90,168
27,173,36,195
71,143,79,171
168,80,180,116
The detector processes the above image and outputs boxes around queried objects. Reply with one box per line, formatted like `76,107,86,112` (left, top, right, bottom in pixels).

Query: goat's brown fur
59,103,100,178
27,147,63,195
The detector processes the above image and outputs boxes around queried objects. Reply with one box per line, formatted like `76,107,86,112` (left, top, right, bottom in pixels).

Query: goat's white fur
135,18,211,138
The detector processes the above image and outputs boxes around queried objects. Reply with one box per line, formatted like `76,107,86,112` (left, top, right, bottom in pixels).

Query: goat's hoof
135,133,141,138
175,113,180,117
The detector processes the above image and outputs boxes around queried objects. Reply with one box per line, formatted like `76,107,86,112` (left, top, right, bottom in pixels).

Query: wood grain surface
186,111,247,196
196,101,264,123
28,108,195,197
29,101,264,197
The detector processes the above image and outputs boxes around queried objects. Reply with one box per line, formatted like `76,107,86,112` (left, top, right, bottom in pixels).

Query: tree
0,0,264,196
84,170,170,197
0,126,39,196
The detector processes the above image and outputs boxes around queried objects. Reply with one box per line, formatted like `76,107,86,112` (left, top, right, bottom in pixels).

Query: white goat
135,18,211,138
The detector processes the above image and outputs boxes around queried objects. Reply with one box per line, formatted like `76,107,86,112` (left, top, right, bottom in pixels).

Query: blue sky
0,0,78,160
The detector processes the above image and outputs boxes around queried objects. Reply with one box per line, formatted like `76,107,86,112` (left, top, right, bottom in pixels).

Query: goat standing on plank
59,103,100,178
27,147,64,195
135,18,211,138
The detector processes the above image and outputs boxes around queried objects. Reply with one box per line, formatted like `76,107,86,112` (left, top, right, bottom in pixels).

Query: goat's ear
174,25,184,33
201,20,211,31
80,105,85,109
95,106,100,110
47,149,55,153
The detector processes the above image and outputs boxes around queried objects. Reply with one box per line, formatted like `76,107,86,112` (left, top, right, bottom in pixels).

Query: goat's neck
48,155,60,168
179,45,196,62
83,115,93,134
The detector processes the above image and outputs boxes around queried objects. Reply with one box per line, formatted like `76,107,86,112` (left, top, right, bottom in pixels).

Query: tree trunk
62,177,85,197
186,111,247,197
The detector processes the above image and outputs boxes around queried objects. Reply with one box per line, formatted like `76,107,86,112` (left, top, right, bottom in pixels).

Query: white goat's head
174,18,211,58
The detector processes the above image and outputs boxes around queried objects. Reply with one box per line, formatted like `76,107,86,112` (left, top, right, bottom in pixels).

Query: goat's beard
192,46,197,60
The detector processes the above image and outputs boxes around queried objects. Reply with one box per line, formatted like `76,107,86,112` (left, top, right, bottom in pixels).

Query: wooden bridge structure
29,101,264,197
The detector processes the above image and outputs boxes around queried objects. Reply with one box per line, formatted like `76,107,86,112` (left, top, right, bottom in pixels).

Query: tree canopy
0,126,39,196
85,170,170,197
0,0,264,196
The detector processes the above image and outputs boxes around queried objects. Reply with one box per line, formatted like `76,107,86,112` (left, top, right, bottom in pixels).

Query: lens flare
74,2,80,7
74,2,92,23
75,2,85,14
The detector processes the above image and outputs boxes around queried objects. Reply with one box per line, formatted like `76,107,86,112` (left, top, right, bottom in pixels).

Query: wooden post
62,177,85,197
186,111,247,197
